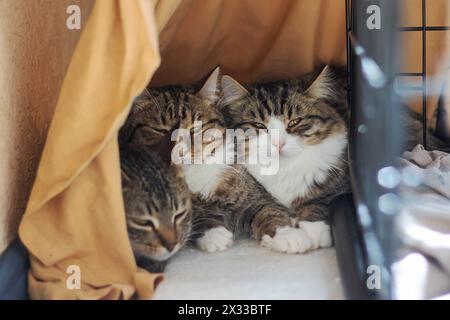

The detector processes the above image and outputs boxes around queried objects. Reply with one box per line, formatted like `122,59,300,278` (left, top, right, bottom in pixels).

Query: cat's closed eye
252,122,267,130
190,125,202,135
133,124,168,136
150,127,169,135
173,210,188,224
288,117,303,128
297,124,314,137
130,217,156,230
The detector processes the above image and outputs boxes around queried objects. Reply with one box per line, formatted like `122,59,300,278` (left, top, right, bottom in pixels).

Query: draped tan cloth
18,0,174,300
17,0,448,299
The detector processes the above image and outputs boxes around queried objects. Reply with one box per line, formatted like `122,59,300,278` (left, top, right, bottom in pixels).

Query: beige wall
0,0,94,253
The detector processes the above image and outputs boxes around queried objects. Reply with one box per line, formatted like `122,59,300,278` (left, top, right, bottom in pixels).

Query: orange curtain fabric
152,0,348,87
18,0,171,300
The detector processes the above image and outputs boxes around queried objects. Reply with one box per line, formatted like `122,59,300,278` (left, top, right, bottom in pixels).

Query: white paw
298,221,332,249
261,226,312,254
196,226,234,253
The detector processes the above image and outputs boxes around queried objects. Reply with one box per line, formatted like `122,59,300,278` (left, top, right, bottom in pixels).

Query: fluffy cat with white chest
219,65,350,249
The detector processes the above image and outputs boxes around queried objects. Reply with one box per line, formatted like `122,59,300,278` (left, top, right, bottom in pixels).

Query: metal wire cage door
340,0,450,299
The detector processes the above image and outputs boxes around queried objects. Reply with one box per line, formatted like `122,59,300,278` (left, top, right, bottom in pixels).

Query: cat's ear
221,75,249,104
198,66,221,104
305,65,334,100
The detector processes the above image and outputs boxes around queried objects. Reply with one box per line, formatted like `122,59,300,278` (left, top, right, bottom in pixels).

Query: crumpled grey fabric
399,144,450,198
395,144,450,299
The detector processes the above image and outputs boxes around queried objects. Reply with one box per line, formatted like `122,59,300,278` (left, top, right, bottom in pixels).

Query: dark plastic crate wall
347,0,403,299
346,0,450,299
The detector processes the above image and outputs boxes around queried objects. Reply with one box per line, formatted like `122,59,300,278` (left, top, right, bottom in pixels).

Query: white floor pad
153,239,344,300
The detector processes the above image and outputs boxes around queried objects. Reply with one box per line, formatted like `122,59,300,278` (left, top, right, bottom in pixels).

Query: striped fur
219,65,351,227
120,69,305,253
120,145,192,272
190,165,293,241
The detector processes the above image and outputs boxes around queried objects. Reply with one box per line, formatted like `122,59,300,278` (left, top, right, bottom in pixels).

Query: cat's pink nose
275,141,286,152
160,231,177,252
163,240,177,252
166,242,177,252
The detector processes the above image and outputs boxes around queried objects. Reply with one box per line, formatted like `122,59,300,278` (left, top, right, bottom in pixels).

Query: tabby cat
120,68,313,254
218,65,350,249
120,142,192,273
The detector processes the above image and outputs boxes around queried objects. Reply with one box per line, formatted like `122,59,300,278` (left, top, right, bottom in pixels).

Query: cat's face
176,99,227,163
219,66,348,160
172,68,228,163
121,150,192,262
121,67,225,163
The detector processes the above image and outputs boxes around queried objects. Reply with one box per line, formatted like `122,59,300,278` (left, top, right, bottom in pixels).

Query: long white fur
182,141,232,198
183,163,229,198
246,117,347,207
197,226,234,253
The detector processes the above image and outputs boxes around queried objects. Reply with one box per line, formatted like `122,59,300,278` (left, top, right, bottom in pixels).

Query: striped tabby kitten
120,68,313,254
219,65,350,249
120,143,192,273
